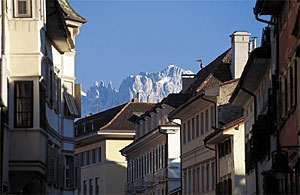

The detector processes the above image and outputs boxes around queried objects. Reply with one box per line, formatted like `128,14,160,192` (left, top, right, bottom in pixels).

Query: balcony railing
124,182,134,193
144,174,154,186
134,178,144,191
156,168,167,182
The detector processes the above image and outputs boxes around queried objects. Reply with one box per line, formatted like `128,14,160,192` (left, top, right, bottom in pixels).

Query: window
81,153,84,167
86,151,90,165
193,169,196,194
210,106,215,127
192,117,195,139
200,112,204,135
205,109,209,132
14,0,31,17
184,172,187,194
15,81,33,128
183,123,186,144
197,167,200,193
201,166,205,192
65,155,73,189
196,115,200,137
206,164,210,191
145,119,148,134
98,147,101,162
95,178,100,194
188,120,191,142
83,180,87,195
92,149,96,164
188,170,191,194
89,179,93,195
212,162,216,189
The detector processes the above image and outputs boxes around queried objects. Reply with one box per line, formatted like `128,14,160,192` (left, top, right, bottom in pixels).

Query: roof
204,104,243,144
131,93,192,123
75,102,155,136
184,49,232,94
218,103,244,128
57,0,87,23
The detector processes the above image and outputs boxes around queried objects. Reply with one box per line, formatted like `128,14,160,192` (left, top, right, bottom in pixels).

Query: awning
64,92,79,116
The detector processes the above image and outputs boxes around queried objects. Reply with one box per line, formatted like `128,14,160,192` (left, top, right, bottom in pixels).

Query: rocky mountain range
81,65,193,117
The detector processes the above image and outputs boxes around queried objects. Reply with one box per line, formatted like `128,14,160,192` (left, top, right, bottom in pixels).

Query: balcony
134,178,144,191
124,182,134,194
144,174,154,186
156,168,167,182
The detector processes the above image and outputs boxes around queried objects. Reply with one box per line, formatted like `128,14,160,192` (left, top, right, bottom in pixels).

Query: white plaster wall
233,124,246,194
63,118,74,138
46,106,60,133
63,53,75,78
168,130,181,192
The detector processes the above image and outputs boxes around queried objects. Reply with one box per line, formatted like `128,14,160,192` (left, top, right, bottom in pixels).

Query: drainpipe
0,0,5,193
240,86,258,194
158,128,169,193
200,95,218,192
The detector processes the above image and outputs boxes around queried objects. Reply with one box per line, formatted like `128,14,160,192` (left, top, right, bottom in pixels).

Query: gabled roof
185,49,232,94
75,102,155,136
57,0,87,23
130,93,192,124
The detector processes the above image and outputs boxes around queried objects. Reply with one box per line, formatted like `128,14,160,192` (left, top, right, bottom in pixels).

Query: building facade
0,0,86,193
169,31,252,195
204,103,245,194
121,94,191,195
75,102,154,194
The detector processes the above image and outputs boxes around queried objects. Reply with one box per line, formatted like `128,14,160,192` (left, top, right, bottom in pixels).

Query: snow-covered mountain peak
81,65,193,117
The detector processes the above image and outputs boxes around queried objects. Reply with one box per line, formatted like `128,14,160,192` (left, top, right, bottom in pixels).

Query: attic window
14,0,32,18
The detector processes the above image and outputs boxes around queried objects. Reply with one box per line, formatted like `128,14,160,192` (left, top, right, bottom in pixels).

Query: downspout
200,95,218,192
240,86,258,194
158,128,169,194
0,0,5,193
254,11,280,194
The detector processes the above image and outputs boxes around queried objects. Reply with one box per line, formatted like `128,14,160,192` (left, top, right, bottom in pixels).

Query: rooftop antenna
197,59,203,69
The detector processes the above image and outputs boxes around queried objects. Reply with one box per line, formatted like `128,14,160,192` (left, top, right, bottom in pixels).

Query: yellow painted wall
76,138,132,194
105,139,132,162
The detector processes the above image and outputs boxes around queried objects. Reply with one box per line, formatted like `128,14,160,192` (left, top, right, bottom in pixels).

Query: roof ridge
99,103,131,130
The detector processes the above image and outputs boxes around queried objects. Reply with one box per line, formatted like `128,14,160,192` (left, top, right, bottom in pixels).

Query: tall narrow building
0,0,86,193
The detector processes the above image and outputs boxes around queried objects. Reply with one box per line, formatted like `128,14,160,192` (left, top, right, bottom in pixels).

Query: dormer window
14,0,32,18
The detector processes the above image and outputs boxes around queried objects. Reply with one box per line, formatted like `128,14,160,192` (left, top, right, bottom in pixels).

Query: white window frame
14,0,32,18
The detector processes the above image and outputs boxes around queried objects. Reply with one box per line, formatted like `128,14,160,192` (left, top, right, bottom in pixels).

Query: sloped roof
103,103,156,130
131,93,192,123
218,103,244,127
75,102,155,136
58,0,87,23
185,49,232,94
76,103,127,129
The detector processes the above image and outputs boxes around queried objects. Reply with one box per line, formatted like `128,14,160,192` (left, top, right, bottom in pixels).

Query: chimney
181,74,196,94
230,31,251,79
132,92,140,103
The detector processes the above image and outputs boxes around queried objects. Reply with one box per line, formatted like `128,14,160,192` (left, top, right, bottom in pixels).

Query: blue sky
70,0,267,91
